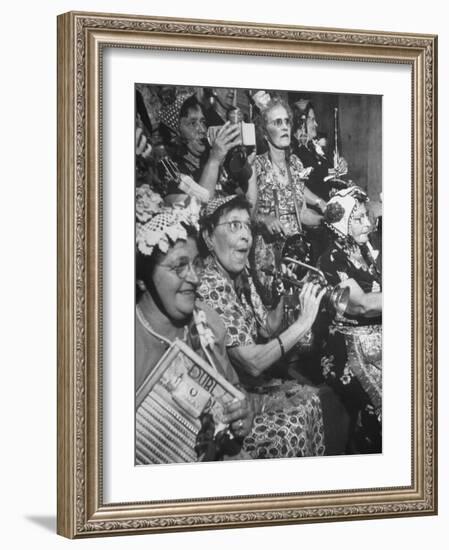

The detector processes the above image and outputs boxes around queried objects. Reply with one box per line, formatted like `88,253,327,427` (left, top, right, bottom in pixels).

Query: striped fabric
136,384,201,465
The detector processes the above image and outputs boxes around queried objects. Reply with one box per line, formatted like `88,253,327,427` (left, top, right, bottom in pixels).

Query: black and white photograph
52,6,437,540
135,83,382,465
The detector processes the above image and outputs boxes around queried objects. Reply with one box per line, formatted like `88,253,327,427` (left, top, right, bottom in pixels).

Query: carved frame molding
57,11,437,538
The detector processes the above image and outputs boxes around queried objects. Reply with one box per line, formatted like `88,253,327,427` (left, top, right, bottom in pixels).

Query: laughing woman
136,189,326,461
135,198,252,463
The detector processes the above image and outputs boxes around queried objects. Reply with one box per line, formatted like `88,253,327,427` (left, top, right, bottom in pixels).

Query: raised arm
245,151,258,216
228,283,325,377
198,122,241,197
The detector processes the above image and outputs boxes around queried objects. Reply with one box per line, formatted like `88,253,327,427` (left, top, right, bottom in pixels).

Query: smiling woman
135,203,203,388
135,190,328,462
134,194,257,462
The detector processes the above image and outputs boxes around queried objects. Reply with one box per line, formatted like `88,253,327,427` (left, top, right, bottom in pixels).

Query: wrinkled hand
296,282,326,330
261,214,286,236
223,397,254,439
209,121,242,164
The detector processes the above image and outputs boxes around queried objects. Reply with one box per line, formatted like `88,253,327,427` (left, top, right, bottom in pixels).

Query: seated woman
291,99,349,202
157,91,245,205
317,186,382,453
135,189,325,461
251,98,328,303
197,194,352,456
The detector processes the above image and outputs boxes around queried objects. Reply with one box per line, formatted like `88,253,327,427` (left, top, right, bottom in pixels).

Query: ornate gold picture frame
57,11,437,538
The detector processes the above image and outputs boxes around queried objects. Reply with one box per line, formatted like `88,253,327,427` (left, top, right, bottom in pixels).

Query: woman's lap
242,384,325,458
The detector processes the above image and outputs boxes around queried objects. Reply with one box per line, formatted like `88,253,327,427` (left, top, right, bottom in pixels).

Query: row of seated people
136,185,382,464
137,89,382,462
136,87,346,203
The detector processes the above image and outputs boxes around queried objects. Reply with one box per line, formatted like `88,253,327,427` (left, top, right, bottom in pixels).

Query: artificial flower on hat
136,185,164,223
324,186,368,237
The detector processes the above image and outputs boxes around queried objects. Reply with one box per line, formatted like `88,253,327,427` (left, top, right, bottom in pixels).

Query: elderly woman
197,194,334,457
135,196,249,463
317,186,382,453
251,98,328,302
254,98,326,233
136,189,326,462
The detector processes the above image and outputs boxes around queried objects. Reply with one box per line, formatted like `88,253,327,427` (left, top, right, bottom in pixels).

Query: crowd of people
135,85,382,463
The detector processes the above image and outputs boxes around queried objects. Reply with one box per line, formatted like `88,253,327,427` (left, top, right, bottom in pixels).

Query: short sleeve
197,268,260,348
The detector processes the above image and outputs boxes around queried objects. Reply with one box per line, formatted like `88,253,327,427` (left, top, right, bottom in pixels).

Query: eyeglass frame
214,220,254,234
157,257,205,279
267,117,292,128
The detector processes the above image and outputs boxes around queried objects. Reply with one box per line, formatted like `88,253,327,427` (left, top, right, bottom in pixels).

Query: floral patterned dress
255,153,307,235
251,153,308,305
317,241,382,453
197,256,325,458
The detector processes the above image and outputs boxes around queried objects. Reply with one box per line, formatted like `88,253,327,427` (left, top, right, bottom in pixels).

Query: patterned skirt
242,381,325,459
321,324,382,452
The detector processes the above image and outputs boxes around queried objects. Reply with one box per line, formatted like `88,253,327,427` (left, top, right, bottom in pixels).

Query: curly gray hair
258,97,293,136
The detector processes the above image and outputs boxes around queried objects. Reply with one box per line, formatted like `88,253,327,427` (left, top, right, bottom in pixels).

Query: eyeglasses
215,220,254,234
267,117,292,128
158,257,204,279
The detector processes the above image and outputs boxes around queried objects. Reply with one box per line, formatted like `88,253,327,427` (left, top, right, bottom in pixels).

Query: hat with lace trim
136,184,198,256
324,186,368,237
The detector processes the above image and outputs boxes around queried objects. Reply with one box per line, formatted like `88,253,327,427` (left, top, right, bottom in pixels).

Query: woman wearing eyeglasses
135,190,326,461
251,98,327,304
135,192,257,463
197,194,333,458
